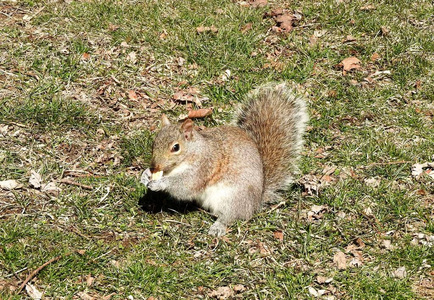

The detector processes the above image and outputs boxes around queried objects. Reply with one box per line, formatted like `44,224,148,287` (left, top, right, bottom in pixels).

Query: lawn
0,0,432,299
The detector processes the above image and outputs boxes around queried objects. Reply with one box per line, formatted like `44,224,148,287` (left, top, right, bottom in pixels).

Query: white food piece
151,170,163,180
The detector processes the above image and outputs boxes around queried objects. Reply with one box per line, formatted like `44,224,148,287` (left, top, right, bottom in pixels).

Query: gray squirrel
141,83,309,236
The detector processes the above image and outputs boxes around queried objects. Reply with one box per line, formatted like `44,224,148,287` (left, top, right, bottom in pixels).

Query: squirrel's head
150,115,196,175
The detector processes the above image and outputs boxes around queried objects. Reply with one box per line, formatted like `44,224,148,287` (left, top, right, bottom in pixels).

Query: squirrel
141,82,309,236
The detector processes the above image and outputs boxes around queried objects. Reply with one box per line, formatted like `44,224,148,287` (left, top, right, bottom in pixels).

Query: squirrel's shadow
138,190,198,214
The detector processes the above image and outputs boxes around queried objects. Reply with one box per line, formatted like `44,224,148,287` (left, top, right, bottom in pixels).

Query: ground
0,0,433,299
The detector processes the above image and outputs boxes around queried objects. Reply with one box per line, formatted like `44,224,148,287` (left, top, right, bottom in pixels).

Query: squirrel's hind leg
208,220,227,237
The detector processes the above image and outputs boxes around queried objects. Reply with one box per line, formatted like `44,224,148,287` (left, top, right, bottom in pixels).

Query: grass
0,0,433,299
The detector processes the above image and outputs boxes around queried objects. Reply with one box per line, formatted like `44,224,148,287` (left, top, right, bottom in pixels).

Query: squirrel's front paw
208,221,227,237
147,179,165,192
140,168,152,186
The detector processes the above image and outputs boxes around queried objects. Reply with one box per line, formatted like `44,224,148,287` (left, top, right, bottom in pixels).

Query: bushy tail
235,83,308,200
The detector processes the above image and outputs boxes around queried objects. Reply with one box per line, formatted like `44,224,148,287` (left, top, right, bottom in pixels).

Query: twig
17,253,72,294
58,178,93,190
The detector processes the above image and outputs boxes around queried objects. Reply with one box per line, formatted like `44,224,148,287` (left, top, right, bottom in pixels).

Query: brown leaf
0,179,22,190
188,108,213,119
128,90,138,100
208,286,234,299
370,52,380,61
339,56,361,75
196,25,218,34
108,23,120,31
333,251,347,270
273,230,284,241
250,0,267,8
233,284,246,293
343,35,356,43
86,274,95,286
29,170,42,189
360,5,376,11
275,14,294,32
241,23,253,33
82,53,91,60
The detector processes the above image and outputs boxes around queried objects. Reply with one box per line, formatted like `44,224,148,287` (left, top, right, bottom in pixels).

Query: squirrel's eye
171,143,180,152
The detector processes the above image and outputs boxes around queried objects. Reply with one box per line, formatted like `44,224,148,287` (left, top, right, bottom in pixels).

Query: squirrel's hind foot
208,221,227,237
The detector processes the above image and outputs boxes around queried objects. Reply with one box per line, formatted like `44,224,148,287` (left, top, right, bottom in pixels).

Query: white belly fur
199,183,233,214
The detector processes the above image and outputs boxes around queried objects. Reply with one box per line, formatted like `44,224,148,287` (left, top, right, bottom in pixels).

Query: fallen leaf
364,177,381,188
339,56,361,75
333,251,347,270
382,240,394,250
25,284,43,300
0,179,22,190
273,230,284,241
29,170,42,189
308,286,326,297
360,5,376,11
250,0,268,8
188,108,213,119
274,14,294,32
196,25,218,34
370,52,380,61
233,284,246,293
392,266,407,279
316,276,333,284
128,90,138,101
108,23,120,31
343,35,356,43
41,182,61,196
241,23,253,33
411,162,434,179
78,291,95,300
82,53,91,60
86,274,95,286
208,286,234,299
380,26,390,36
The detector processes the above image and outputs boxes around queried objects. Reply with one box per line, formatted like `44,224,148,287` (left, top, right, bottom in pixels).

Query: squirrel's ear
161,114,171,127
180,119,194,140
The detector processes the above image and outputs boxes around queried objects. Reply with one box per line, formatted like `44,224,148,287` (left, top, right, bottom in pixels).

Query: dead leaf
411,162,434,179
25,284,43,300
0,179,22,190
82,53,91,60
382,240,394,250
354,237,366,249
233,284,246,293
188,108,213,119
343,35,356,43
370,52,380,61
339,56,361,75
308,286,326,297
29,170,42,189
274,14,294,32
128,90,138,101
316,276,333,284
380,26,390,36
360,5,376,11
273,230,284,241
241,23,253,33
250,0,268,8
108,23,120,31
208,286,234,299
196,25,218,34
78,291,95,300
41,182,61,196
86,274,95,286
333,251,347,270
392,266,407,279
364,177,381,188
